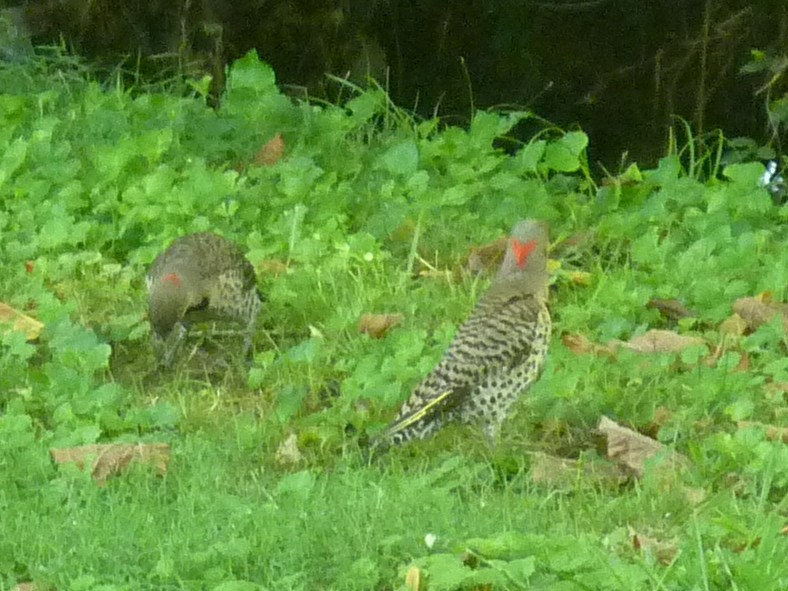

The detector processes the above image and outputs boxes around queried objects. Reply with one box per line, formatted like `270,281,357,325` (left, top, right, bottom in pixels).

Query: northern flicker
377,219,551,447
146,232,263,366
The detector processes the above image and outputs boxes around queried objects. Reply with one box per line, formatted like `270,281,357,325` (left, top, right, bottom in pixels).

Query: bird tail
371,388,457,450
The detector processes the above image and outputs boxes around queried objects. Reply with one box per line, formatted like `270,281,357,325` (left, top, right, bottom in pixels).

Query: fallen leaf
598,416,689,478
404,566,421,591
629,527,680,565
358,313,404,339
275,433,304,465
11,583,45,591
718,313,748,337
552,230,595,254
564,330,706,358
253,132,286,166
766,382,788,402
561,333,617,357
653,405,672,427
733,295,788,332
467,236,507,275
0,302,44,341
620,329,706,354
565,270,593,286
646,298,694,321
50,443,171,486
737,421,788,444
529,451,627,488
734,351,750,372
258,259,289,276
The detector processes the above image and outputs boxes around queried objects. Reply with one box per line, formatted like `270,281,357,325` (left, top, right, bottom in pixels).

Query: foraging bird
146,232,263,366
377,219,551,447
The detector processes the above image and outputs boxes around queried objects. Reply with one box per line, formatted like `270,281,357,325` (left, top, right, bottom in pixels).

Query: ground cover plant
1,50,787,590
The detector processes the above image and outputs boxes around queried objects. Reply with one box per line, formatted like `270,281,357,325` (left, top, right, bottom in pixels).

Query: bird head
148,272,191,338
494,219,550,294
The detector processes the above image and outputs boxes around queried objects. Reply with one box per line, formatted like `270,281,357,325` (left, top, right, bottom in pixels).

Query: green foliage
1,50,787,590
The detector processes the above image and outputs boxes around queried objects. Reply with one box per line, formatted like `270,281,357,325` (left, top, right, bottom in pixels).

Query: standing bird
377,219,551,448
146,232,263,367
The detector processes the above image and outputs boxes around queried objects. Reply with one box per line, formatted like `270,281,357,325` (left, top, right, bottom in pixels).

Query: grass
1,50,787,590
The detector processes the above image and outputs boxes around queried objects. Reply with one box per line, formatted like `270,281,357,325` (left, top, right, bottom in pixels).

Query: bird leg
242,315,257,360
156,323,188,367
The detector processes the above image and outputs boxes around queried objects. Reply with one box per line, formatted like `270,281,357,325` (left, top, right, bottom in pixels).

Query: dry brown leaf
653,405,672,427
253,132,286,166
417,268,456,282
275,433,304,465
404,566,421,591
0,302,44,341
12,584,46,591
737,421,788,444
467,236,507,275
552,230,595,253
621,329,706,354
529,451,627,488
561,333,617,357
564,330,706,358
766,382,788,402
629,527,680,565
565,270,592,286
734,351,750,372
598,416,689,478
50,443,171,486
358,313,404,339
646,298,694,321
718,313,748,337
258,259,289,276
733,295,788,332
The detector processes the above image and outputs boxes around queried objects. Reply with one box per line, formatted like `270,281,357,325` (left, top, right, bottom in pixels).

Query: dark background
14,0,788,169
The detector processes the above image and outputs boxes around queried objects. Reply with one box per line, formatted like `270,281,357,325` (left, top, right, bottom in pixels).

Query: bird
375,219,551,448
146,232,263,367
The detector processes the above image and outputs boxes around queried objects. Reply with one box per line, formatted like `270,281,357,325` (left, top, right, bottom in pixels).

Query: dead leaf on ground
562,333,617,357
629,527,680,565
718,313,748,337
358,313,404,339
11,583,47,591
619,329,707,354
598,416,689,478
733,295,788,332
551,230,595,254
275,433,304,465
766,382,788,402
564,330,706,359
404,566,421,591
737,421,788,444
529,451,627,488
0,302,44,341
467,236,507,275
50,443,171,486
704,341,750,371
258,259,289,276
564,269,593,286
417,267,456,282
646,298,695,321
253,132,286,166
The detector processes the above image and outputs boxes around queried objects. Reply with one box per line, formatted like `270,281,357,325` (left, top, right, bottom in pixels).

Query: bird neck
490,269,548,299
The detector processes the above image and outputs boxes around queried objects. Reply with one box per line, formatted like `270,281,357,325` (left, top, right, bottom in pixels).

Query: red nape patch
163,273,182,287
512,239,538,268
